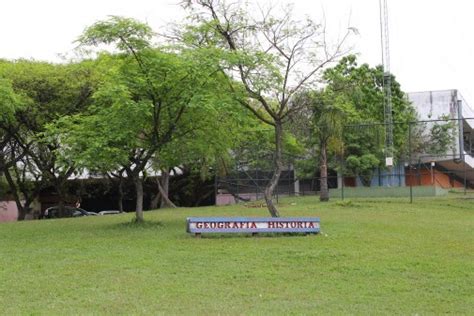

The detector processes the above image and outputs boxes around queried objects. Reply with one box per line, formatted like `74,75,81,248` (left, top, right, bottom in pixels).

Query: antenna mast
380,0,394,166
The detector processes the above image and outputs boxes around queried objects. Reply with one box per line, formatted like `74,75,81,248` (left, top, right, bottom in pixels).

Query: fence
215,117,474,204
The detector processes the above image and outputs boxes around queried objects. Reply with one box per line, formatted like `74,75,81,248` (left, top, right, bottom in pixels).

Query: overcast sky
1,0,473,106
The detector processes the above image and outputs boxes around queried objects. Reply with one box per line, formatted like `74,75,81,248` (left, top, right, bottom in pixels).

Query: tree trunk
150,169,174,209
3,168,26,221
57,198,66,217
157,180,176,209
133,175,144,222
194,186,214,206
264,121,283,217
56,183,68,218
117,177,124,213
149,176,162,210
319,141,329,202
159,169,175,208
18,201,33,221
17,207,27,221
150,189,160,210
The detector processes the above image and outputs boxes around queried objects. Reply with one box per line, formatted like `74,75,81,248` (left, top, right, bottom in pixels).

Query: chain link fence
216,117,474,205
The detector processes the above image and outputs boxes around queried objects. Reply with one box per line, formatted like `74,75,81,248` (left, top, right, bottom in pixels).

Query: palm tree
311,92,345,202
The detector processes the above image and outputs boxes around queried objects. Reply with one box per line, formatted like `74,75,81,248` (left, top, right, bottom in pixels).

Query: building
407,89,474,188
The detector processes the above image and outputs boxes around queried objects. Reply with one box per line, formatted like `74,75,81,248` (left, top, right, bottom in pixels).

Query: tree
322,55,416,186
346,154,380,186
150,96,253,209
53,16,246,221
0,59,96,218
106,169,127,213
427,117,457,156
181,0,353,216
310,91,345,201
0,77,40,220
0,78,22,174
2,144,46,220
286,89,346,200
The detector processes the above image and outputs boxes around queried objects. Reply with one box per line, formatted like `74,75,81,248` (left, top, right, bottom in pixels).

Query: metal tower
379,0,394,166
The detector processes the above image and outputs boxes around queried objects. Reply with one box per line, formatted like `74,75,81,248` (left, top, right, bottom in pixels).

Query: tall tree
181,0,353,216
287,90,345,201
150,96,252,209
310,91,345,201
53,16,245,221
319,55,416,187
0,59,96,217
0,77,38,220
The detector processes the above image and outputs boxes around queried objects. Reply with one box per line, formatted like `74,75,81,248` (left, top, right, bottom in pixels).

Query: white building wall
408,89,474,168
407,89,460,121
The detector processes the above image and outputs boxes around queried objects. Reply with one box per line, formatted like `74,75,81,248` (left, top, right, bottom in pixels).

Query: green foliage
77,16,153,51
324,55,390,117
427,118,457,155
0,78,24,122
52,48,249,174
313,55,417,184
346,154,380,186
46,16,257,219
310,90,346,145
283,132,305,157
0,59,97,209
0,59,96,123
181,1,357,215
290,89,346,179
290,55,416,184
0,175,9,198
409,115,458,158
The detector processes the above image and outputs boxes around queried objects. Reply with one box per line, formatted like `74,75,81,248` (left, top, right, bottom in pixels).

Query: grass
0,195,473,315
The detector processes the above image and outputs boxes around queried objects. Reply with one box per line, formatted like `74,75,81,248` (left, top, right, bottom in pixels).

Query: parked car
98,210,123,215
43,206,97,219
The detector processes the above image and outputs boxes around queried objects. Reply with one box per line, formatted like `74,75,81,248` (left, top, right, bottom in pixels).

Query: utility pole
380,0,394,185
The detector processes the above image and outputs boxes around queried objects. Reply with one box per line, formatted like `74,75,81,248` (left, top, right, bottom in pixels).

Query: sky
1,0,474,106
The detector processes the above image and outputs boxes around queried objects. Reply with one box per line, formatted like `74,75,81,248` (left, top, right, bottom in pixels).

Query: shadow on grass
109,219,164,230
188,232,319,239
335,200,363,208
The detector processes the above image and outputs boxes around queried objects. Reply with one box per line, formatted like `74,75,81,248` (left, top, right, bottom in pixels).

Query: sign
186,217,320,236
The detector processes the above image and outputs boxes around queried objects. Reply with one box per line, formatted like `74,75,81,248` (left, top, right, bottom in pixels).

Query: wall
329,185,447,198
0,201,18,222
408,90,465,160
355,164,406,187
405,169,463,188
342,164,406,188
408,90,459,121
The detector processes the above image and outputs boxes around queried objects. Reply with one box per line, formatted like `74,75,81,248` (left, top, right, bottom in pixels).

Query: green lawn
0,196,473,315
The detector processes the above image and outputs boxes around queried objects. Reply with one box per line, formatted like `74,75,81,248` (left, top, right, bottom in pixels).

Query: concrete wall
408,90,460,121
459,92,474,129
408,90,460,157
329,185,447,198
0,201,18,222
216,193,261,205
405,169,464,188
407,89,468,162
